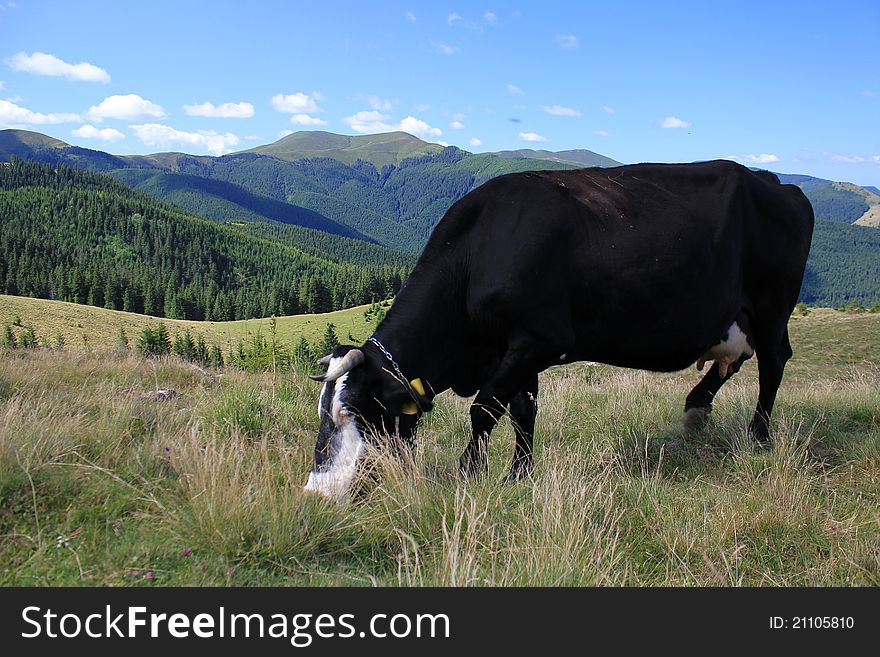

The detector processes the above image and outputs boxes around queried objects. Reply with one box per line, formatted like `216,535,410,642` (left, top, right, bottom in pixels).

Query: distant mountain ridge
2,127,879,248
1,129,879,306
239,130,445,168
0,129,585,252
493,147,622,168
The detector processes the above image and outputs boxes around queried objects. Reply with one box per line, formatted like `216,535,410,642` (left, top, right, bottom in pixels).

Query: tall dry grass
1,348,878,585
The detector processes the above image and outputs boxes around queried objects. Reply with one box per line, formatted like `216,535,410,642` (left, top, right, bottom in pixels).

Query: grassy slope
240,131,445,168
0,302,878,586
0,295,378,354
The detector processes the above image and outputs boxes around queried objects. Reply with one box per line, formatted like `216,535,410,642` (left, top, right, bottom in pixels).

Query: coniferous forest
0,159,411,320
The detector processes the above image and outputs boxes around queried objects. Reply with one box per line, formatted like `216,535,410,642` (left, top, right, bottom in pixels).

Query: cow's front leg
459,335,551,478
460,392,510,477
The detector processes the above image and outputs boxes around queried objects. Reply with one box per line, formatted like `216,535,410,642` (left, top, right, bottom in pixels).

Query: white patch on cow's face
696,321,754,378
303,419,364,501
305,360,365,501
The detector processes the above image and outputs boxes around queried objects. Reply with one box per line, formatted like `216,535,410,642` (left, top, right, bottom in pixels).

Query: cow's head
303,344,433,500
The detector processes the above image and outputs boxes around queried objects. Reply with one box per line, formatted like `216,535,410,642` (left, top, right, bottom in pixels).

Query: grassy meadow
0,294,378,355
0,301,879,586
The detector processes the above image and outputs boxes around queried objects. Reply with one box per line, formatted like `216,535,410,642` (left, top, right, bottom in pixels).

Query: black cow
305,160,814,499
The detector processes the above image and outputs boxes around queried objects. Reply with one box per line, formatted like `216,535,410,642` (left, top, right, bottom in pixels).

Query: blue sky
1,0,878,185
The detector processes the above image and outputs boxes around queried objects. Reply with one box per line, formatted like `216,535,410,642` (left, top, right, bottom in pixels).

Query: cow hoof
683,406,711,433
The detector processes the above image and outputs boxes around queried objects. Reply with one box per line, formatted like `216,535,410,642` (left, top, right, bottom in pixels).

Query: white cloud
129,123,240,156
729,153,780,164
183,101,254,118
278,129,294,138
519,132,547,142
343,110,395,133
414,103,431,112
342,111,442,139
405,11,416,23
452,112,466,121
0,81,4,91
861,90,877,98
86,94,166,122
5,51,110,82
448,11,499,31
430,41,460,55
0,99,80,127
272,92,326,125
290,113,327,126
398,115,442,138
507,83,524,96
72,124,125,142
542,104,582,117
469,137,483,147
872,155,880,164
594,130,611,137
602,105,616,115
831,154,865,164
271,92,323,114
449,120,465,129
659,116,691,129
557,35,578,50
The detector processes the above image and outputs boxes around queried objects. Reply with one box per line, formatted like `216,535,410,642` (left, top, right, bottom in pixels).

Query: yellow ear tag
401,378,425,415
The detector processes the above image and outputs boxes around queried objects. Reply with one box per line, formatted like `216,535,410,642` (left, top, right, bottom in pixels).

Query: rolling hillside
0,129,592,251
108,167,372,240
775,173,880,226
0,293,377,354
239,130,445,167
2,129,880,305
0,160,408,320
493,147,622,168
3,130,877,247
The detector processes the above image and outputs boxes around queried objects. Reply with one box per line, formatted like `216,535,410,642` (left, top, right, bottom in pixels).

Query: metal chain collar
367,336,408,384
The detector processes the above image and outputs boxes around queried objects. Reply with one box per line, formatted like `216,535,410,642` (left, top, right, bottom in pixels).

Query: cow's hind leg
506,374,539,482
749,327,793,444
683,353,752,433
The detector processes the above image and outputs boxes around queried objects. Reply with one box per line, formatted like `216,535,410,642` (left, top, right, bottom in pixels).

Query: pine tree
136,324,172,357
194,334,209,365
117,326,130,352
2,325,16,349
19,325,37,348
292,335,315,372
319,322,339,357
143,284,158,317
210,344,224,368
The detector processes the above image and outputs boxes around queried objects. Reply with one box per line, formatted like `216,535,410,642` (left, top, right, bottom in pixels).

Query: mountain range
1,128,879,307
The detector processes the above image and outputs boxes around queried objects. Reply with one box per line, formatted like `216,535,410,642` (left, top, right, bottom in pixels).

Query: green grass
0,294,379,355
1,305,879,586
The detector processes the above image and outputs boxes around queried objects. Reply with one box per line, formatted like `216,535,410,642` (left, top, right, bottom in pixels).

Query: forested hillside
801,220,880,306
0,160,408,320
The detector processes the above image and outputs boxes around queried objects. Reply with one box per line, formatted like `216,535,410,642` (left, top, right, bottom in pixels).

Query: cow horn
317,354,333,365
309,348,364,382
